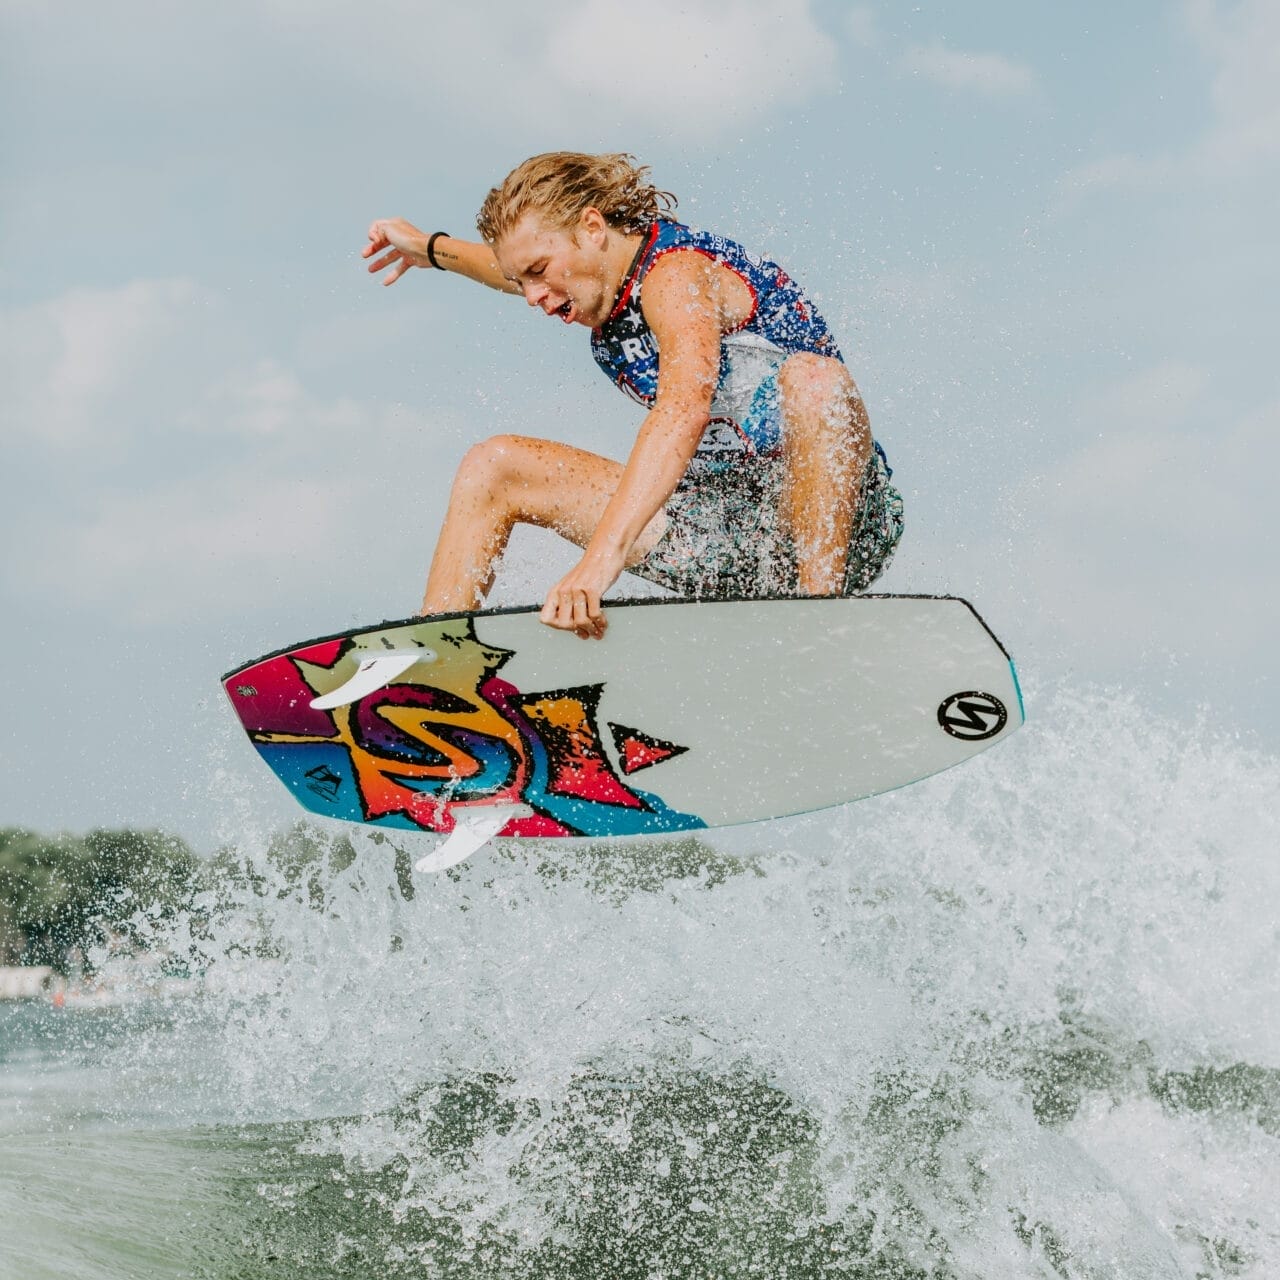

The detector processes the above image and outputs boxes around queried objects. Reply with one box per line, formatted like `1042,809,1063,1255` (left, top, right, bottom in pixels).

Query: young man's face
494,210,615,329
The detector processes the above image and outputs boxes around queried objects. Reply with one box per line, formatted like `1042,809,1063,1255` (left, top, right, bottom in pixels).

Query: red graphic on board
608,723,689,776
521,689,646,809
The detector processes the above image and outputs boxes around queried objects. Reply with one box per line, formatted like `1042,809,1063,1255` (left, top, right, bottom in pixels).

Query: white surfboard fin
310,650,433,710
414,803,534,874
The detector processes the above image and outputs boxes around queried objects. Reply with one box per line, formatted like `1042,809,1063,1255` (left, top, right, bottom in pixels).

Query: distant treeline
0,824,375,973
0,827,202,972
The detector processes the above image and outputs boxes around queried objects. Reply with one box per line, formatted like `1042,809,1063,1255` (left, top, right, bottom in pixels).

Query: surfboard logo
303,763,343,801
936,691,1007,741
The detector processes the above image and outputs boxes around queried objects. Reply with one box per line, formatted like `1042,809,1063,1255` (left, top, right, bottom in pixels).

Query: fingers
365,248,399,273
363,221,415,284
364,220,393,256
364,248,410,286
574,589,606,638
540,587,607,639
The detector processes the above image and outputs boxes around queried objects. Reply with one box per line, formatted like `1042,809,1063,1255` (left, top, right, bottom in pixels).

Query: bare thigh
470,434,667,565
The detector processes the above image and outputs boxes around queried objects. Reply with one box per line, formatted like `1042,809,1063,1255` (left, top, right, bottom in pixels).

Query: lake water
2,686,1277,1278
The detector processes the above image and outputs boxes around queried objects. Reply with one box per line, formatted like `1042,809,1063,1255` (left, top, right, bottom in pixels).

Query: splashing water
3,684,1277,1278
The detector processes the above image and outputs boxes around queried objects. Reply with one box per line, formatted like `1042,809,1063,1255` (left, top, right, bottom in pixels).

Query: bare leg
420,434,666,614
776,353,872,596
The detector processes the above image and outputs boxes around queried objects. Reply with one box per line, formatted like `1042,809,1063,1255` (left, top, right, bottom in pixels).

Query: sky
2,0,1277,849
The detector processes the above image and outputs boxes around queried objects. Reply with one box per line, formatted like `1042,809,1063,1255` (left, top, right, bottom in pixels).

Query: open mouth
555,300,574,323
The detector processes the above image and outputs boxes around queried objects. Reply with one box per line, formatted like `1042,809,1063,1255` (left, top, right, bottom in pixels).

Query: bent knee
780,351,852,389
779,353,859,416
778,354,868,452
454,434,537,491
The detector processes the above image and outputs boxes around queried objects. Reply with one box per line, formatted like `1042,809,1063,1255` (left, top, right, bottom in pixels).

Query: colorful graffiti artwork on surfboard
223,616,704,838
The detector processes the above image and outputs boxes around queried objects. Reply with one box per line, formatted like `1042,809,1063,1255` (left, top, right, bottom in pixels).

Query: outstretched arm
363,219,519,294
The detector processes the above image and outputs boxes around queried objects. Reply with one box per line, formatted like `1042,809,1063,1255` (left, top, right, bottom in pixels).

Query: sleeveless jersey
590,220,844,470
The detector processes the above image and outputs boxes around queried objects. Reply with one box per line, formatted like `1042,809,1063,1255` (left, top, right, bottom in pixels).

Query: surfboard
222,596,1021,868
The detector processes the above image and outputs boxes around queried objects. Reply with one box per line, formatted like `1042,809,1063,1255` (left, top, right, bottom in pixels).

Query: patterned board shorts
630,442,905,599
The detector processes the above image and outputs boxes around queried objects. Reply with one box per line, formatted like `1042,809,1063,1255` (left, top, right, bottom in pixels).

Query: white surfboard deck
223,596,1022,850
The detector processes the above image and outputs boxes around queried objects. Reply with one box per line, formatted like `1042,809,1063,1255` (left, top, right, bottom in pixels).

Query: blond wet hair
476,152,677,244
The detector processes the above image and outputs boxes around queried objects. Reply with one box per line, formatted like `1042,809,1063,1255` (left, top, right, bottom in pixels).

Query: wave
39,683,1280,1276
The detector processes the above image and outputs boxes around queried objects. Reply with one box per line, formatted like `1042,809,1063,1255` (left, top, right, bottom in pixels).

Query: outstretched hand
540,549,626,639
363,218,432,286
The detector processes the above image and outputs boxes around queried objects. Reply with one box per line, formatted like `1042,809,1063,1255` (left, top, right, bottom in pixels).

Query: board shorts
630,440,904,600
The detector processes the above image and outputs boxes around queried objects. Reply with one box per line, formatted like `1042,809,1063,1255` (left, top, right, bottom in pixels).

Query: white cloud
844,5,879,49
1054,154,1174,205
1185,0,1280,172
1071,361,1212,434
0,279,201,445
1,0,838,163
29,475,346,622
541,0,837,130
987,364,1277,673
899,42,1036,98
2,389,452,625
199,361,368,439
0,275,462,624
245,0,836,139
1060,0,1280,196
0,279,412,454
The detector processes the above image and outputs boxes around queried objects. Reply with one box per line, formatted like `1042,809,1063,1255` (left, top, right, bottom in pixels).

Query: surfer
364,152,903,638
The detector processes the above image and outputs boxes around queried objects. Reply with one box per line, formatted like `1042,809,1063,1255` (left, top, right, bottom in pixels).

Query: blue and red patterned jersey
590,219,843,411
